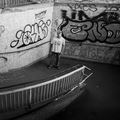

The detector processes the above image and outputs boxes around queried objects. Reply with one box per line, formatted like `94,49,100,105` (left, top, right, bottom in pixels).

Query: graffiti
79,46,109,62
0,25,5,37
105,5,120,12
68,3,97,12
10,19,51,49
60,11,120,44
107,7,119,12
64,43,118,64
35,10,47,20
68,2,120,13
83,5,97,12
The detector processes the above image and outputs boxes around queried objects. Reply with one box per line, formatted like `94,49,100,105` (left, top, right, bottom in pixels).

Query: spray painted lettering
10,19,51,49
35,10,47,20
68,3,97,12
60,11,120,44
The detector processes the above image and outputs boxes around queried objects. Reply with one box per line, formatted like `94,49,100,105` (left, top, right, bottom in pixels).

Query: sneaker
47,65,53,69
54,65,60,70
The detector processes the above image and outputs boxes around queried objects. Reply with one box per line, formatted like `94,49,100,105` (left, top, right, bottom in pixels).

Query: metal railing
0,0,53,8
5,0,32,7
0,0,32,8
0,65,91,112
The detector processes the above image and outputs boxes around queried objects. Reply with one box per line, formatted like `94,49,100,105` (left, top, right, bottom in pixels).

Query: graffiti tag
68,3,97,12
35,10,47,20
60,11,120,44
10,19,51,49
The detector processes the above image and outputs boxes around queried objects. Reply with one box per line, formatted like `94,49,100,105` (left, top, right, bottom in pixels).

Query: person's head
57,30,62,38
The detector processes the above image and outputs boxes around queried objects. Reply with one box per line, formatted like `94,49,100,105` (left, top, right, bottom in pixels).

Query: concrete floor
0,57,83,90
48,58,120,120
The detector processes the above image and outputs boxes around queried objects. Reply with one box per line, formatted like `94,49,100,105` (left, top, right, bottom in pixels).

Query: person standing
48,30,65,69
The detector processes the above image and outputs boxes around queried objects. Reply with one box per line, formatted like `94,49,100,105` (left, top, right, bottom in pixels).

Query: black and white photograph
0,0,120,120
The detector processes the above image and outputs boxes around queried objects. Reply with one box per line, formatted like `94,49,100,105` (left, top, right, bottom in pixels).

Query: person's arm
61,38,65,54
61,44,65,54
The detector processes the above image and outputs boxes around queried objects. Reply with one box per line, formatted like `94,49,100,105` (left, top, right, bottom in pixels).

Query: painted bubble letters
60,11,120,44
10,19,51,49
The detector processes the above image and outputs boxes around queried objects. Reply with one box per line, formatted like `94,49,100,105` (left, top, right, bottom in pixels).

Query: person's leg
48,52,55,68
55,53,60,69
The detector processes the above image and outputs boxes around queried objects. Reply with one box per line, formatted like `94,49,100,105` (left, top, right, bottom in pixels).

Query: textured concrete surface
0,3,53,73
0,57,83,90
63,42,120,65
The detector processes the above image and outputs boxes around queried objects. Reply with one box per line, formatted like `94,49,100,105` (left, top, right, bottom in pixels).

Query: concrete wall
52,0,120,65
0,2,53,72
0,0,120,73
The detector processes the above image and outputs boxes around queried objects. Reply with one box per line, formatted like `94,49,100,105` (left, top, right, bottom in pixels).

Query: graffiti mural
10,19,51,49
68,3,98,12
60,11,120,44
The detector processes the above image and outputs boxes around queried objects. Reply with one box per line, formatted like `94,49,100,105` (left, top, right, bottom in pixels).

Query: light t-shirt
51,36,65,53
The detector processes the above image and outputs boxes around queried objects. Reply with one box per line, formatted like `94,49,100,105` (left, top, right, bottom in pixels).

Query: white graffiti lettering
10,19,51,48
